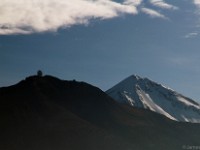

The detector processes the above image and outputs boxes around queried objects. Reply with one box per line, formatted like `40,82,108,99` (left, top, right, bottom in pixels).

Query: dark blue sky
1,0,200,102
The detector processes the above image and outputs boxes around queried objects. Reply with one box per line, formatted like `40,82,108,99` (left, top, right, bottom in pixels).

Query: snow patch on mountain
106,75,200,123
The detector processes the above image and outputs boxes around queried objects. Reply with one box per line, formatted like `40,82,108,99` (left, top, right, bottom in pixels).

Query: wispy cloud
0,0,138,35
149,0,178,10
184,32,198,38
167,55,200,73
141,7,166,19
193,0,200,16
169,57,192,66
123,0,143,6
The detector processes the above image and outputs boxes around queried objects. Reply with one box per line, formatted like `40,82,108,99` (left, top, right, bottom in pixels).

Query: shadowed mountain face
1,75,200,150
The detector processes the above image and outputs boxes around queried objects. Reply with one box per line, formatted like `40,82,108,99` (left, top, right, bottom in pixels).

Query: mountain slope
1,75,200,150
106,75,200,123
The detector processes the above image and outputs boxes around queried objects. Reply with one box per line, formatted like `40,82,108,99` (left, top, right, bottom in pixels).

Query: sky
1,0,200,102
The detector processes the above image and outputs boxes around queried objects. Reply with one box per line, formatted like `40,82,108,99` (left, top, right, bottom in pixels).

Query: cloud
168,56,199,69
194,0,200,6
0,0,178,35
0,0,138,35
169,57,191,66
141,7,166,18
149,0,178,10
123,0,143,6
184,32,198,38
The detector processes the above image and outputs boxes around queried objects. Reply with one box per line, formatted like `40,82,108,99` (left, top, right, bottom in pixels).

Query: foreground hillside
1,75,200,150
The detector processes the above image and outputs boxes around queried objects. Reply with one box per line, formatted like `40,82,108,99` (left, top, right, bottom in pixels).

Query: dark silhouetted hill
1,75,200,150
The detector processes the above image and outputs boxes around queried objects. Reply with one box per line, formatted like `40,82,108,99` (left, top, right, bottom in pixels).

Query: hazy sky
1,0,200,102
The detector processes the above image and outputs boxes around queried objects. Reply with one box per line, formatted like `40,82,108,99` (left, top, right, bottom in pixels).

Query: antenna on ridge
37,70,43,77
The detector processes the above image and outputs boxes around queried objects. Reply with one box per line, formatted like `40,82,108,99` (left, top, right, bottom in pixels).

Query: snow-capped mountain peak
106,75,200,123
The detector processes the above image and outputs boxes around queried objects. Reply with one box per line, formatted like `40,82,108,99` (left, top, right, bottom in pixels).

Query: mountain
1,75,200,150
106,75,200,123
